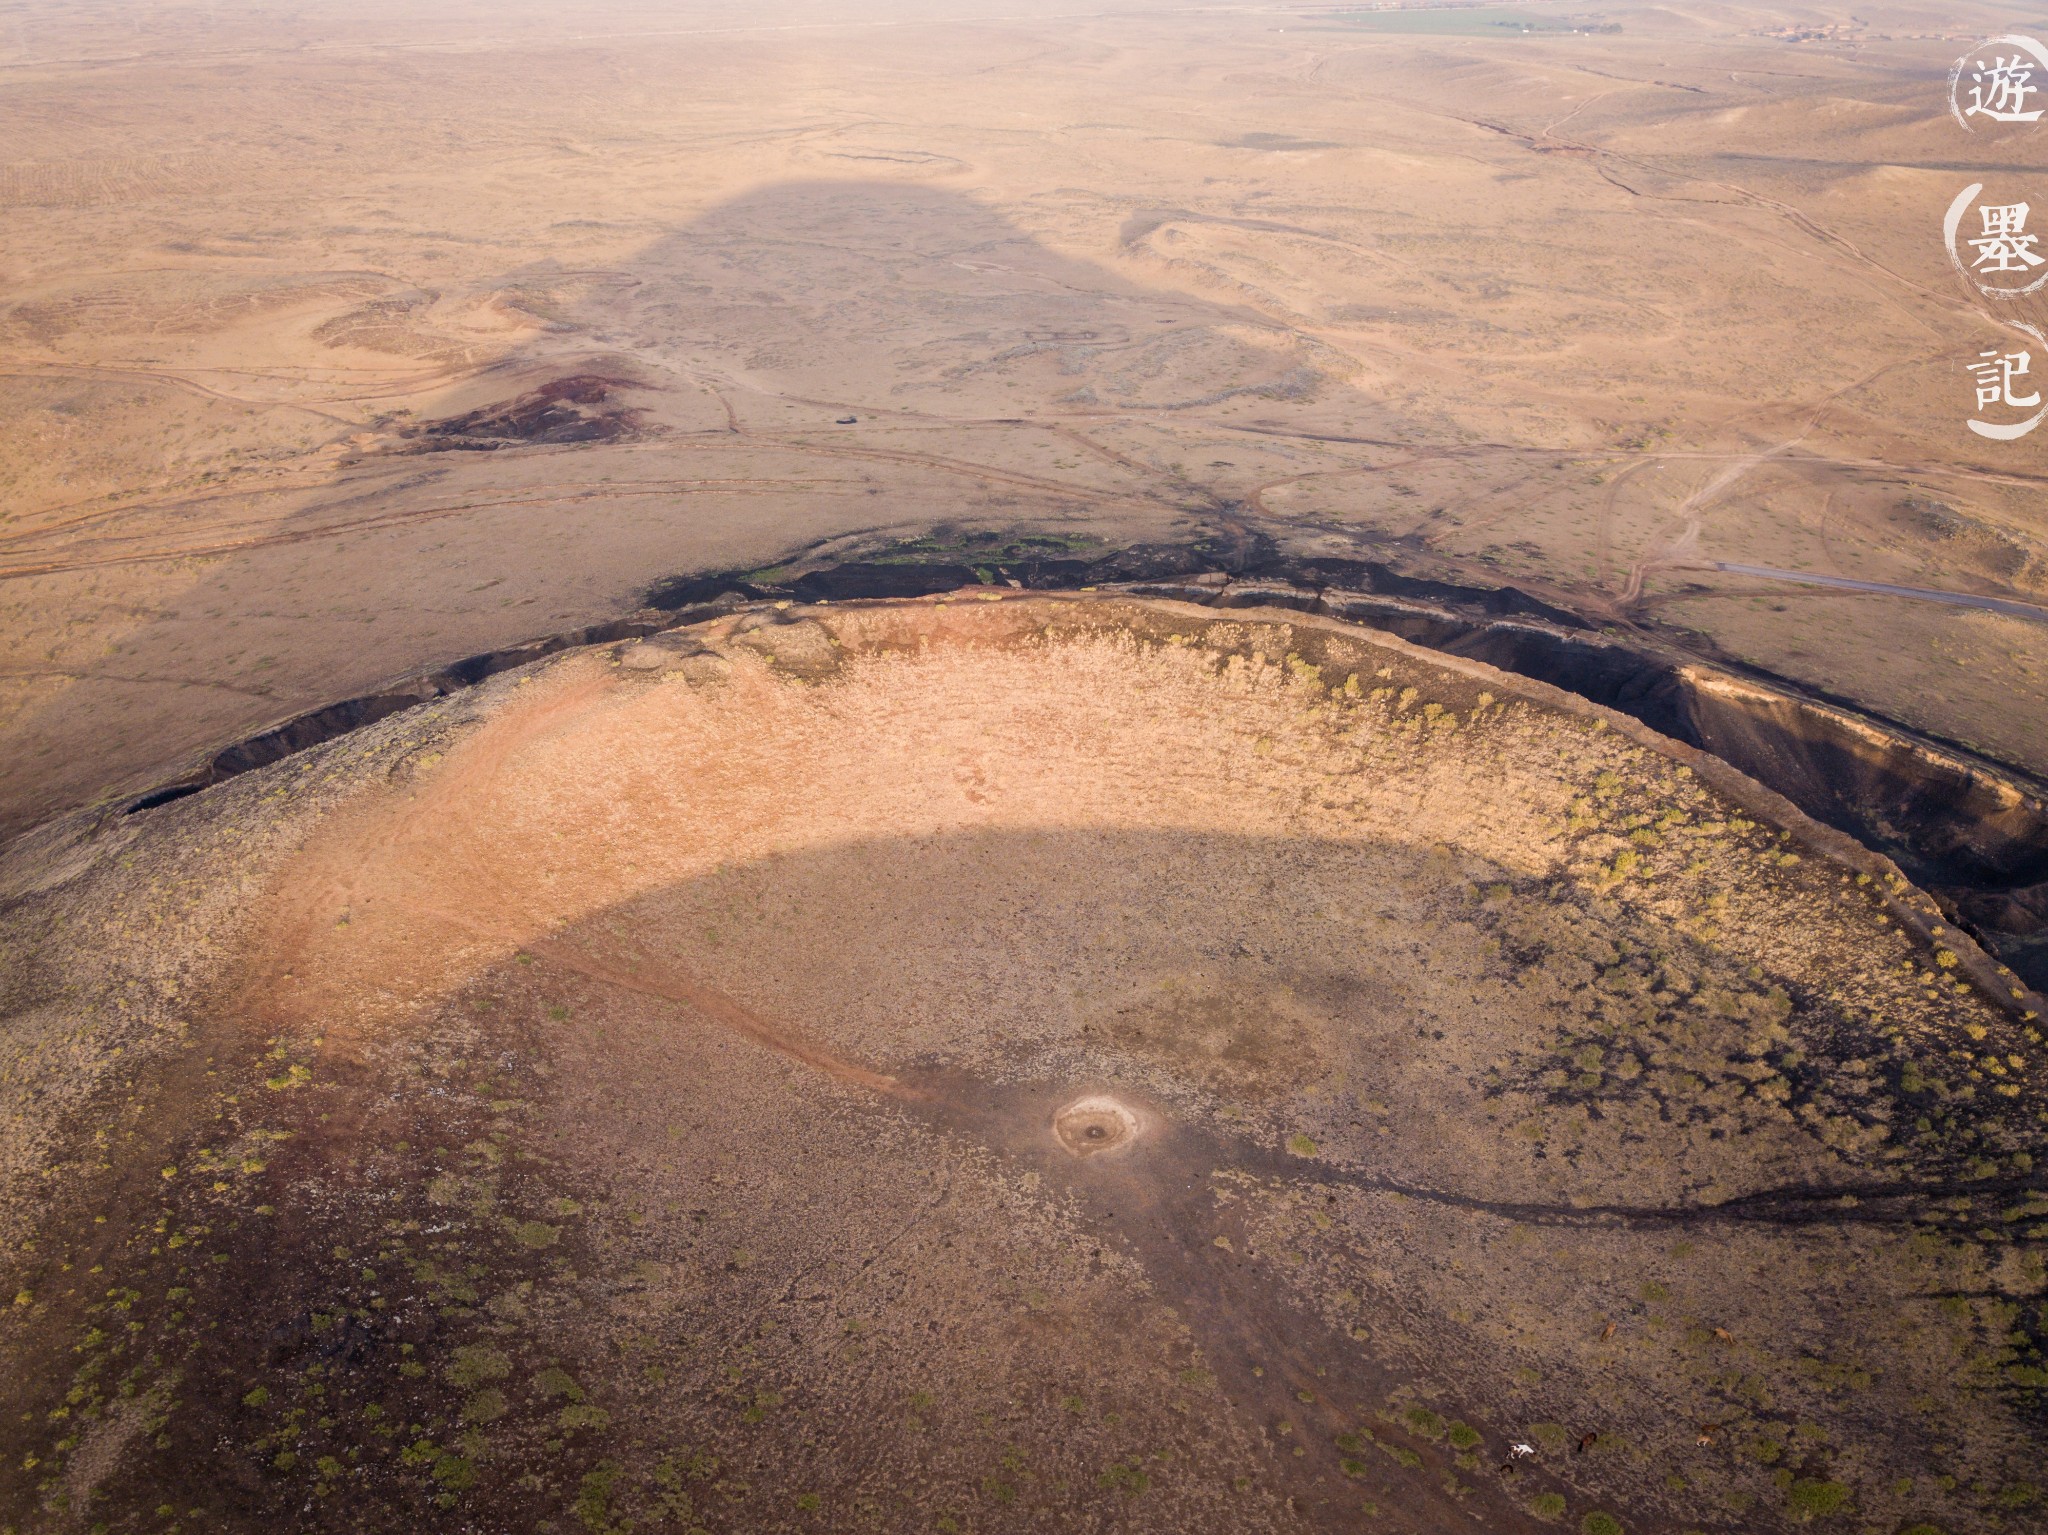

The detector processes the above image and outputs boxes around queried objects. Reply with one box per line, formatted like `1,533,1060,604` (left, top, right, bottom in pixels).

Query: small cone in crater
1053,1095,1142,1158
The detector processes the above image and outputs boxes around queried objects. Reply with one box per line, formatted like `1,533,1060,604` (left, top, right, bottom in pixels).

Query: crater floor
1,596,2043,1535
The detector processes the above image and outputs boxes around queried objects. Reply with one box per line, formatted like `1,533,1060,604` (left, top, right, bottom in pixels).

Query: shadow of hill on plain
0,176,1440,840
15,182,2048,995
539,176,1338,419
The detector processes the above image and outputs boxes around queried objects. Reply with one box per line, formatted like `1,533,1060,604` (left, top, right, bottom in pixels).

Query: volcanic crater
1,595,2043,1535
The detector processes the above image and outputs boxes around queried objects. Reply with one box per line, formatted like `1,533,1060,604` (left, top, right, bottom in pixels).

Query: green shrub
531,1366,583,1401
1404,1406,1446,1439
461,1389,506,1423
574,1463,618,1533
446,1345,511,1389
1096,1460,1149,1497
431,1454,476,1492
1581,1514,1622,1535
1529,1491,1565,1520
1786,1479,1850,1519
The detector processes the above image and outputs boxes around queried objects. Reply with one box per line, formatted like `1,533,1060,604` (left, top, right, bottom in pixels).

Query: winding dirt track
1711,562,2048,624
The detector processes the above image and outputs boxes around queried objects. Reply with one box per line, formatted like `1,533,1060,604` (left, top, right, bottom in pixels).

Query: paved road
1715,562,2048,625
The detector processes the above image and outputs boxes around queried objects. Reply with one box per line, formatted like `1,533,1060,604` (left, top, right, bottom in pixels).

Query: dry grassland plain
4,3,2048,1535
3,0,2048,832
